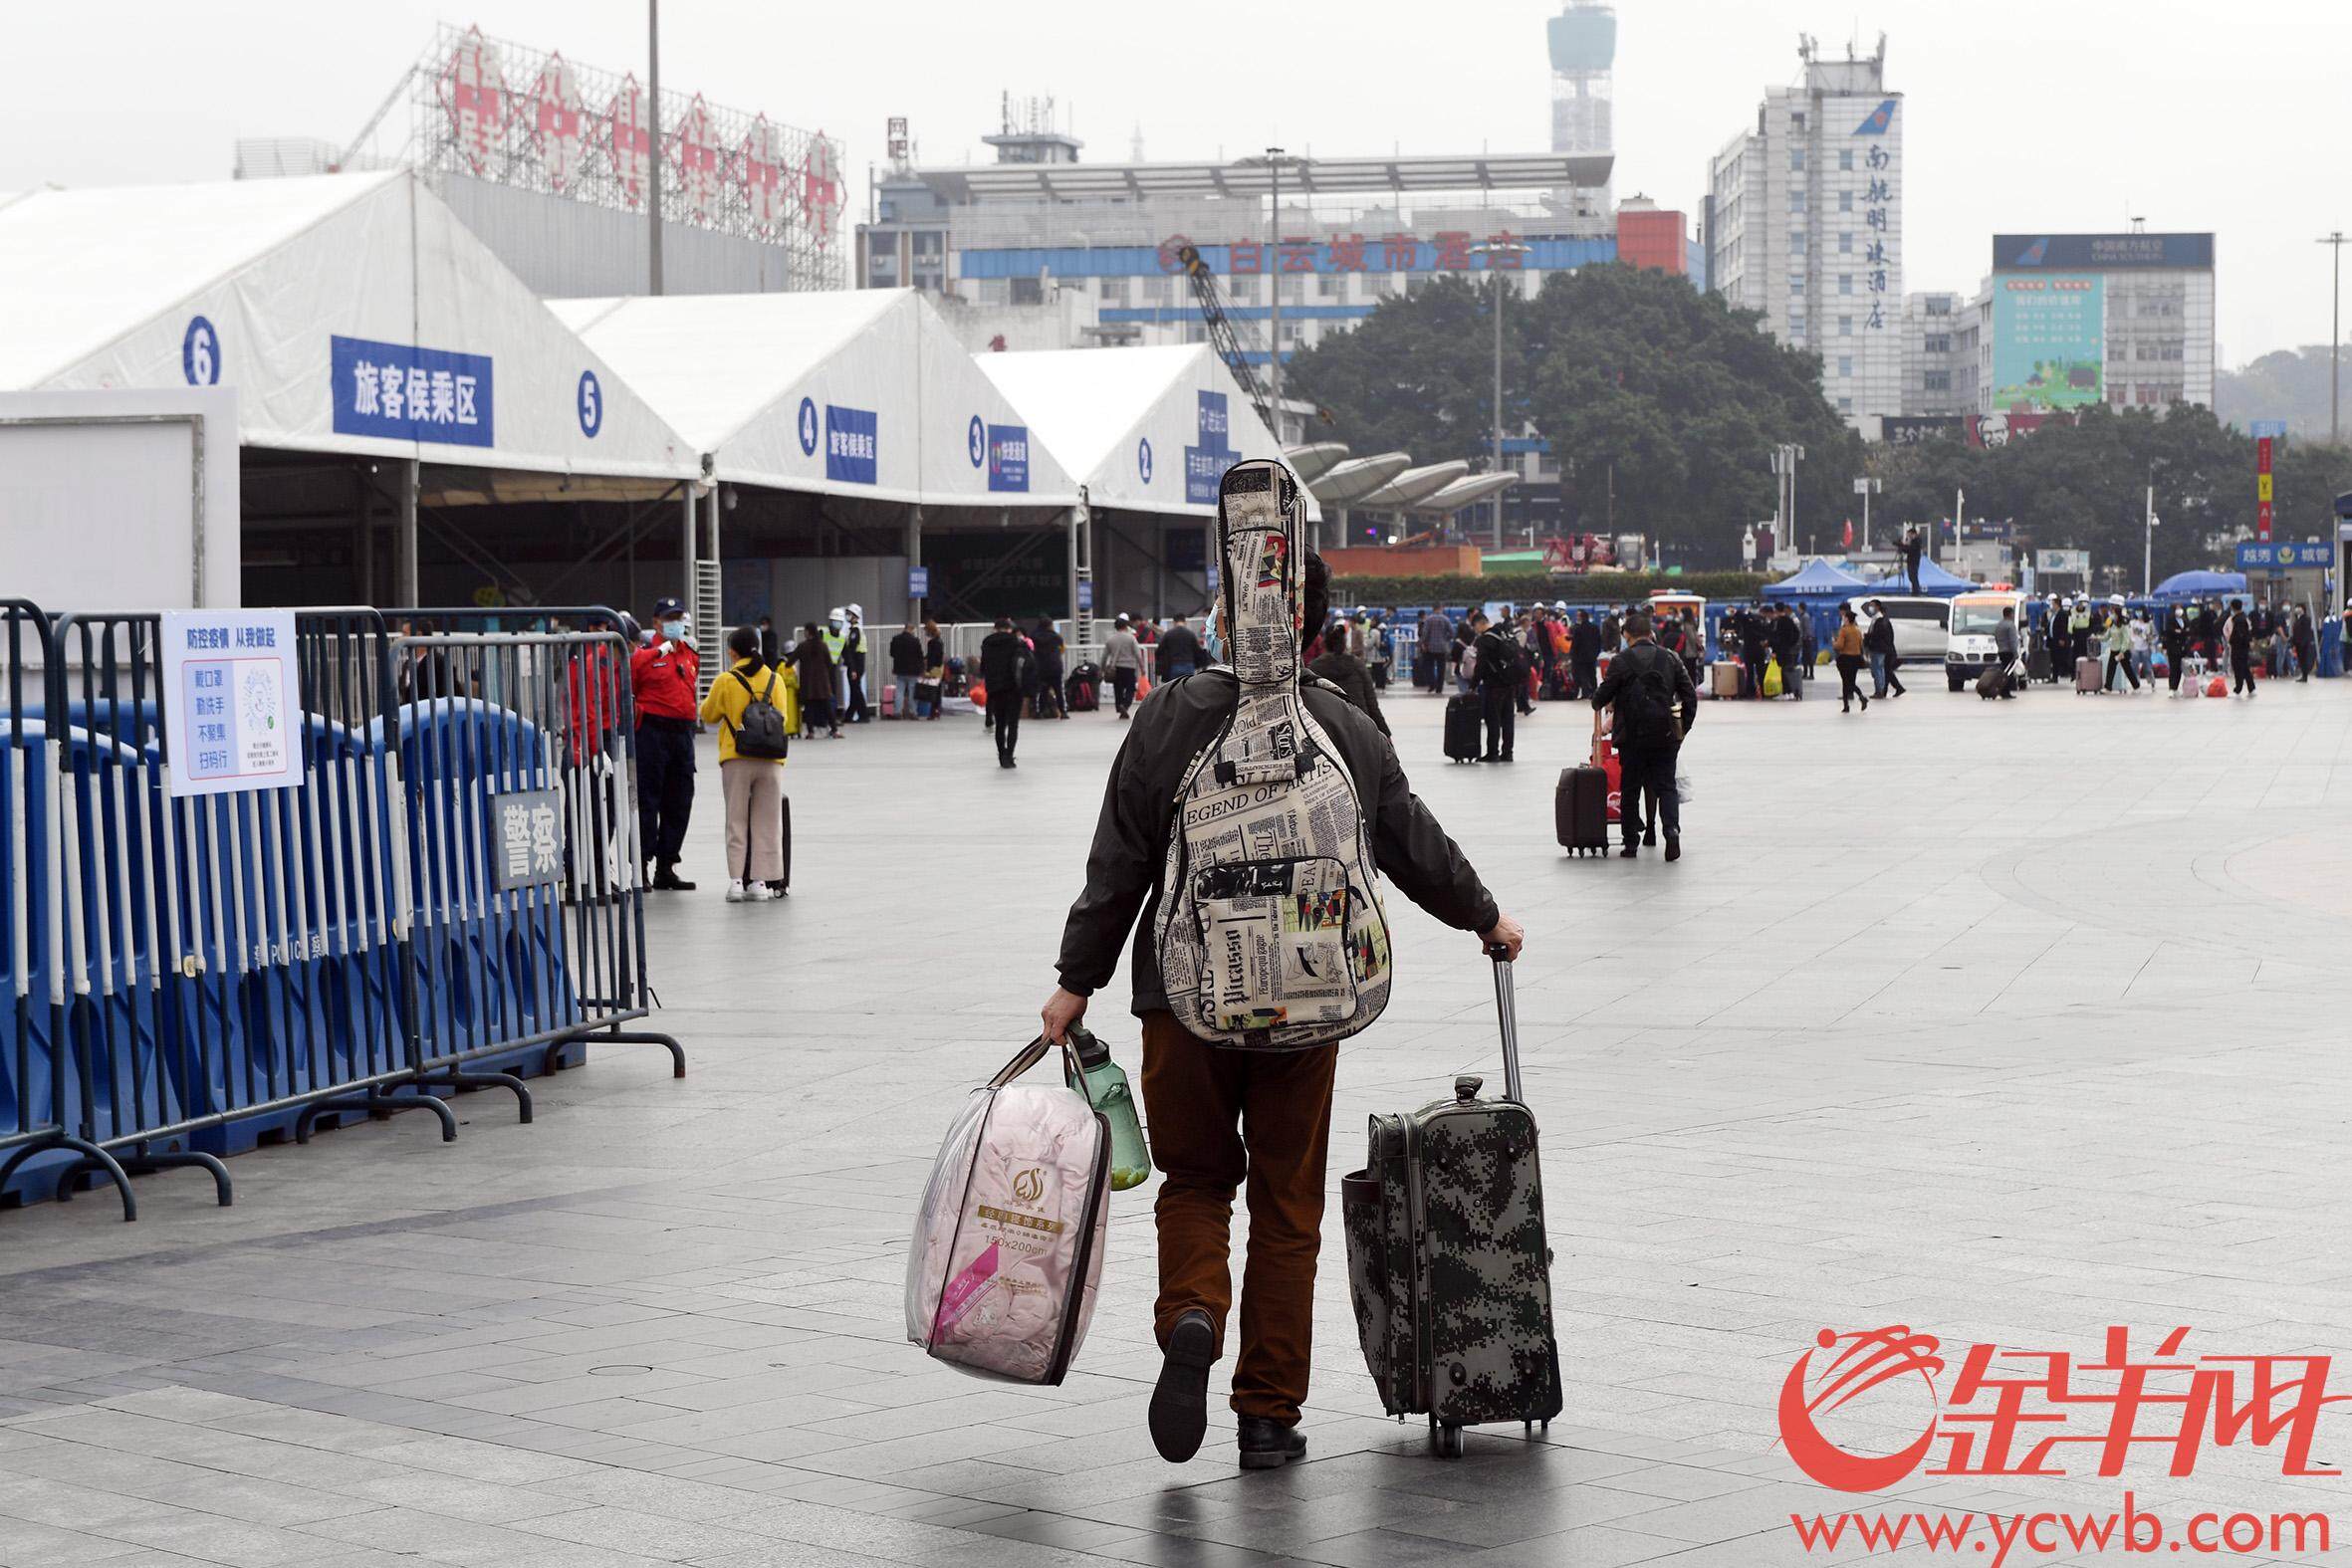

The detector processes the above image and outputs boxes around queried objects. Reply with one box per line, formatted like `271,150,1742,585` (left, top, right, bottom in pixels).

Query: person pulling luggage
1469,610,1520,762
1041,464,1522,1473
1589,611,1695,860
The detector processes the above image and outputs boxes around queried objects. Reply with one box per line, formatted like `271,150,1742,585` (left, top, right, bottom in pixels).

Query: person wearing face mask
628,596,701,891
822,609,850,716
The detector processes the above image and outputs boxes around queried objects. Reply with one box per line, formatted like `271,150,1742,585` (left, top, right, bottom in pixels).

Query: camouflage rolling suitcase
1341,947,1561,1457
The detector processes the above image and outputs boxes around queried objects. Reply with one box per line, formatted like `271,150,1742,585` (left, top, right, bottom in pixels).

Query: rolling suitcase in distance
1554,765,1609,855
2075,656,2103,694
1710,661,1743,699
1444,694,1483,763
1342,946,1562,1457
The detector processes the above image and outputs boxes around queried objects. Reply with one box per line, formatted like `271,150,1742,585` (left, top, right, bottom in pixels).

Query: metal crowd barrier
0,606,682,1223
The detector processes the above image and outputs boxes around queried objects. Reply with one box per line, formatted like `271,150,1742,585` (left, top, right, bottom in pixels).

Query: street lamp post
1471,237,1530,550
1852,476,1880,550
1237,148,1310,440
2321,232,2347,445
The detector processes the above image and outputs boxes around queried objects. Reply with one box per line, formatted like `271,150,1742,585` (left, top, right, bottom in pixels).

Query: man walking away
1101,612,1145,718
1769,605,1804,699
2293,605,2317,682
1041,551,1522,1473
1032,617,1068,720
2223,598,2257,697
1590,611,1696,860
1569,608,1601,700
979,615,1035,767
1417,607,1453,691
1156,614,1203,681
1469,610,1519,762
1901,526,1925,595
889,622,924,719
628,596,700,890
1863,599,1906,697
1993,606,2020,699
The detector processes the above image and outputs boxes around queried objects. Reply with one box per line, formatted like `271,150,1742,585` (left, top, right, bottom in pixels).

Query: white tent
976,344,1316,519
0,171,695,486
551,289,1078,508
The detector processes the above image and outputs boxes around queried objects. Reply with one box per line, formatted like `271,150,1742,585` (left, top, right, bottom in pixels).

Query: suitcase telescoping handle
1485,942,1523,1104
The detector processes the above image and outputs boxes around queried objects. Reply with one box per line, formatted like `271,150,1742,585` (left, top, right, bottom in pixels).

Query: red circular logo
1778,1327,1946,1492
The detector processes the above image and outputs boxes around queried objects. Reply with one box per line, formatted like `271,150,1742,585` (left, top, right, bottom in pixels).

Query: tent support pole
395,457,419,605
354,463,375,606
1067,489,1092,654
680,483,696,614
905,506,923,624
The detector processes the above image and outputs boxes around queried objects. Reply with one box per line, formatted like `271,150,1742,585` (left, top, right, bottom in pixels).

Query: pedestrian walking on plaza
629,596,700,890
1863,599,1906,697
2293,605,2317,681
1591,610,1696,860
1032,617,1068,720
1470,610,1520,762
1993,606,2020,699
1417,607,1454,691
1156,614,1202,681
887,622,924,719
2223,599,2257,697
2103,613,2141,693
697,626,792,903
792,623,840,739
1040,541,1522,1473
2160,606,2188,695
1832,605,1870,713
979,615,1035,767
839,606,872,724
1569,608,1601,700
1900,526,1925,595
1101,612,1145,718
2128,612,2153,686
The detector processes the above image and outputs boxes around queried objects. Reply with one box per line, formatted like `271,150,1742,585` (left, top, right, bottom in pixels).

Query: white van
1944,590,2027,691
1844,595,1951,663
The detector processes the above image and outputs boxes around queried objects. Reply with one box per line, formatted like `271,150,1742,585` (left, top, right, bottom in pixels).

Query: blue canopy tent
1863,557,1976,597
1762,559,1872,600
2151,569,2247,603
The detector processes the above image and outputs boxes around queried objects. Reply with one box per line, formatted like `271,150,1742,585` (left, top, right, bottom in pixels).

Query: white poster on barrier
161,609,303,797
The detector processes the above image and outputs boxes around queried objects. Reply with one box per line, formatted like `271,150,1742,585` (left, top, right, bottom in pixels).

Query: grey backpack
1151,459,1393,1049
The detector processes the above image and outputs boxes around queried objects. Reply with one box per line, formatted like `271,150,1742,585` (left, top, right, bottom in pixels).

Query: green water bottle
1067,1027,1151,1191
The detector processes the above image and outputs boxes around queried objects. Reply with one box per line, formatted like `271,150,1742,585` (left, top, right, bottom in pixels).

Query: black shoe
1665,836,1681,862
1237,1417,1307,1470
652,863,695,892
1618,844,1638,859
765,881,789,897
1499,753,1515,763
1149,1311,1216,1463
1479,755,1499,764
1642,826,1656,846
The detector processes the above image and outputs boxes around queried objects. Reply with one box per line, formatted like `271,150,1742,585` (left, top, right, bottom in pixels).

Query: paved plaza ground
4,673,2352,1567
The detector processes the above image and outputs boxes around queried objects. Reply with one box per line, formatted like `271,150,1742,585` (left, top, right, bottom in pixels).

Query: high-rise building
1705,38,1904,435
1548,2,1615,215
1972,232,2217,415
1901,291,1966,416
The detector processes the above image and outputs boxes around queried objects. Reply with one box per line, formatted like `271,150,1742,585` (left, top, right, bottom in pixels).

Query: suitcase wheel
1430,1421,1465,1459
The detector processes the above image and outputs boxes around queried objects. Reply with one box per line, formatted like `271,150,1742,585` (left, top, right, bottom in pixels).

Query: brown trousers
1139,1009,1337,1424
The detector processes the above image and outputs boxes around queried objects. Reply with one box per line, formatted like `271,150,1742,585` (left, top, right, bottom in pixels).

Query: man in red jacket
629,596,700,890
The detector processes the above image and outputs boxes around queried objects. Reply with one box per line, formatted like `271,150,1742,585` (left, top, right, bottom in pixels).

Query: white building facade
1705,43,1904,435
1973,233,2216,415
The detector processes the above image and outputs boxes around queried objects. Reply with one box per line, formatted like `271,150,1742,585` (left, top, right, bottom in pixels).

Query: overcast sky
6,0,2342,365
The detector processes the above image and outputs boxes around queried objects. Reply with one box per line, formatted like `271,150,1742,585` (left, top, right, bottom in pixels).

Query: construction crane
1172,243,1278,434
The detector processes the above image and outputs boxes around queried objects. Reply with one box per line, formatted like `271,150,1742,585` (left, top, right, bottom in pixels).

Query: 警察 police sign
332,336,495,448
490,787,564,892
825,404,877,484
988,424,1030,493
161,610,302,798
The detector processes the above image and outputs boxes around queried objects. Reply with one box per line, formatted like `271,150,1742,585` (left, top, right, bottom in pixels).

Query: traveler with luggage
1100,613,1146,718
1040,462,1522,1472
2129,613,2153,686
1769,605,1804,700
628,596,700,891
1831,606,1870,713
979,616,1036,767
1417,608,1453,691
2160,606,2188,696
1993,607,2020,699
888,622,925,720
696,625,792,903
2223,599,2257,697
2102,613,2141,693
1471,611,1520,763
1589,611,1695,860
791,623,840,739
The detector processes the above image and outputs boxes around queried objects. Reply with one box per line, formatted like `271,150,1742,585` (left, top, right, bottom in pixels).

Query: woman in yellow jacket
698,625,796,901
